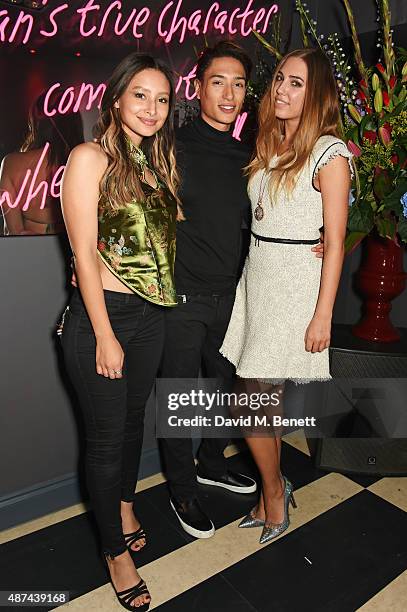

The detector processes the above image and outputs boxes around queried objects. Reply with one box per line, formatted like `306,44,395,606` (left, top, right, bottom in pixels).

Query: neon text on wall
0,144,64,212
44,82,107,116
42,70,196,119
0,0,279,46
0,111,248,212
41,59,239,116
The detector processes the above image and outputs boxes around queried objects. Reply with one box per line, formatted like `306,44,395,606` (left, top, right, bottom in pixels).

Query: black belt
251,231,320,246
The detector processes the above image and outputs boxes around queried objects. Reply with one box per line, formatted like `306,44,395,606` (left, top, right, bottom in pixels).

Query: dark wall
0,235,162,528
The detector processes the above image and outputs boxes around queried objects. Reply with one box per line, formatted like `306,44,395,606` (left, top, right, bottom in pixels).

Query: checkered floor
1,432,407,611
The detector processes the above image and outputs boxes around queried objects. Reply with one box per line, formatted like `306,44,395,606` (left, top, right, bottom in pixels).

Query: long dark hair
21,90,84,168
94,52,182,218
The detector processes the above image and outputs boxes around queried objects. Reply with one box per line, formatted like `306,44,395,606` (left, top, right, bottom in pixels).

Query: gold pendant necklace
254,169,269,221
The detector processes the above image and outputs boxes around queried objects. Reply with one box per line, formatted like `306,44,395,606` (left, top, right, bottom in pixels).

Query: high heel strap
124,527,147,549
103,554,151,611
116,579,150,610
116,578,149,597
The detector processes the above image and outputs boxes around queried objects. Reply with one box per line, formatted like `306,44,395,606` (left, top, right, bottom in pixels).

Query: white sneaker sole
170,500,215,539
196,474,257,494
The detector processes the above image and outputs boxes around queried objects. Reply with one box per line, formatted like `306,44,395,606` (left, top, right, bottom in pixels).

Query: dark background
0,0,406,529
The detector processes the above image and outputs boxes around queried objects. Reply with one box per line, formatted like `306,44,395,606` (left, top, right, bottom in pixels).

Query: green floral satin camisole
97,140,177,307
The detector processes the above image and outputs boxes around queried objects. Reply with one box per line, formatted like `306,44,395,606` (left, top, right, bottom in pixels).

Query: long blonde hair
94,53,183,220
248,48,341,196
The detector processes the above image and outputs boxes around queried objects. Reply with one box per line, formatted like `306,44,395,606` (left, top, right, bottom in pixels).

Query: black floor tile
337,472,385,488
146,454,259,543
155,574,258,612
147,443,327,540
280,441,327,490
2,446,398,612
222,490,407,612
0,487,188,609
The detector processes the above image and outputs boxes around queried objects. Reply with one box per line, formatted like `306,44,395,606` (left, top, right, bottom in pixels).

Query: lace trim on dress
257,376,332,385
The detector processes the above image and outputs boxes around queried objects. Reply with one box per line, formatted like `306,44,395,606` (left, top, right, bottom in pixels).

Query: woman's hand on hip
304,316,331,353
96,334,124,379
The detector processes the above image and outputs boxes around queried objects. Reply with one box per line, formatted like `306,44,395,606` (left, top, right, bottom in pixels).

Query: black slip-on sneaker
197,469,257,494
170,497,215,539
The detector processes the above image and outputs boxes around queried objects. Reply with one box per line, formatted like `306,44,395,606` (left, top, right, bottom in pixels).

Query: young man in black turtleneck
160,42,257,539
160,41,323,539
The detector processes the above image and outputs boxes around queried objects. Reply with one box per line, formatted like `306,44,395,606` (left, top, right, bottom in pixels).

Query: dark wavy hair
94,52,182,218
21,90,84,167
196,40,252,82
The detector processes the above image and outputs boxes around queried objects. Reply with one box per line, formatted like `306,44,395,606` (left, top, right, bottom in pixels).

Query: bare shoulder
68,141,108,172
1,151,26,170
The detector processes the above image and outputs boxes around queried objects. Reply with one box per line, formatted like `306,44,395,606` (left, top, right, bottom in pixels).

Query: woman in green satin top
97,136,178,306
60,53,182,612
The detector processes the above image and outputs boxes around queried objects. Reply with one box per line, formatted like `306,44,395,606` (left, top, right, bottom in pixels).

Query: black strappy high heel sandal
124,526,147,553
104,555,151,611
113,578,151,611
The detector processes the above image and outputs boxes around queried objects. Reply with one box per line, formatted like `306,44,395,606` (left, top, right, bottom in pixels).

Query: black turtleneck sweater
174,116,252,294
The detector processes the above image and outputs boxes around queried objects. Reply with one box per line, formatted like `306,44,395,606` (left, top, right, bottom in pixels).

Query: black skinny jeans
160,293,235,502
61,288,165,557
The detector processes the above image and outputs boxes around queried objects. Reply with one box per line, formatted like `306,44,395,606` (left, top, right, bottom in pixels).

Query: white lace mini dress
220,135,353,383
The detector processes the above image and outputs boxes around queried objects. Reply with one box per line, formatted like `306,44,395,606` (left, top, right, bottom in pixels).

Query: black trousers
160,292,235,502
61,289,165,557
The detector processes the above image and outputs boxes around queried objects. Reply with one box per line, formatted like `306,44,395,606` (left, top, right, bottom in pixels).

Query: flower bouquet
255,0,407,252
254,0,407,341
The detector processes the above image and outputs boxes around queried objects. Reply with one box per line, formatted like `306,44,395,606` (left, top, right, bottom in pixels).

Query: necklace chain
254,169,270,222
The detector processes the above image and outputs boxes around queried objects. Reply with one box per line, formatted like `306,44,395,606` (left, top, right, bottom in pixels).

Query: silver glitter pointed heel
259,482,297,545
238,507,265,528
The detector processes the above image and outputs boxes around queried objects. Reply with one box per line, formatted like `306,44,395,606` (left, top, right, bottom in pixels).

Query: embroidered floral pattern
97,152,177,305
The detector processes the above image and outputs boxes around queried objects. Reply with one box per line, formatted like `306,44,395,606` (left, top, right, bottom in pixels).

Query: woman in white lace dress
220,48,352,544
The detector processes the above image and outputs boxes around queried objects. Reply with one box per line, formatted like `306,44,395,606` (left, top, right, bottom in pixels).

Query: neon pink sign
176,65,198,101
41,67,206,117
77,0,150,38
44,82,106,116
233,112,248,141
0,0,278,45
0,143,65,212
0,107,247,213
157,0,278,44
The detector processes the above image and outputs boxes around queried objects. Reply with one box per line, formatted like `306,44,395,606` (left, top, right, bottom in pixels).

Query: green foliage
255,1,407,249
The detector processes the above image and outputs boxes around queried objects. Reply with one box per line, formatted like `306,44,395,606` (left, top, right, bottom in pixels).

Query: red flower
98,241,106,252
379,126,391,145
364,130,377,143
347,140,362,157
389,76,397,89
383,122,391,132
358,90,367,101
391,154,399,164
376,63,385,74
359,79,367,88
382,91,390,106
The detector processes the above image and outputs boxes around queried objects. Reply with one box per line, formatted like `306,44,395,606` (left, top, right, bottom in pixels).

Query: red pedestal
352,235,407,343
